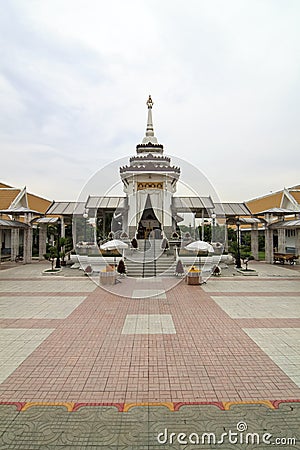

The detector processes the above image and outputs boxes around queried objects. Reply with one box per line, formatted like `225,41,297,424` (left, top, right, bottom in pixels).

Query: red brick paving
0,282,300,403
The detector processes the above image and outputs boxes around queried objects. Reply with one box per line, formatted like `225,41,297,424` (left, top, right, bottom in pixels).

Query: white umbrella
185,240,214,269
185,241,214,253
100,239,128,251
100,239,129,265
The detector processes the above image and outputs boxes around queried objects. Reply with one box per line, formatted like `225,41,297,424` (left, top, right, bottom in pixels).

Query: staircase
124,239,176,278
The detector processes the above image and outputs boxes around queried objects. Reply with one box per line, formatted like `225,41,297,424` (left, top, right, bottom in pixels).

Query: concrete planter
99,271,117,285
236,269,258,276
42,268,63,276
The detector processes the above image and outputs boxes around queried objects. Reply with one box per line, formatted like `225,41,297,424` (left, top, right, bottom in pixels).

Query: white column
39,224,47,260
60,217,65,238
277,228,286,253
11,228,19,261
265,214,274,264
0,229,2,263
224,221,229,252
201,210,204,241
251,223,259,260
23,227,33,264
193,213,196,239
295,229,300,263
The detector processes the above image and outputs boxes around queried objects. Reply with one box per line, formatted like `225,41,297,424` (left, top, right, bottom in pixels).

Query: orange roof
246,191,282,214
289,191,300,204
27,193,51,214
0,181,51,214
0,189,20,209
0,182,13,188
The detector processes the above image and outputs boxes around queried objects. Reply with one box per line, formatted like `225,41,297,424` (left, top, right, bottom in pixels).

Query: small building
246,186,300,261
0,183,51,262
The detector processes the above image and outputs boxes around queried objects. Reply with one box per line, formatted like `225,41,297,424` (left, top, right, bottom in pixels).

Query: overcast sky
1,0,299,203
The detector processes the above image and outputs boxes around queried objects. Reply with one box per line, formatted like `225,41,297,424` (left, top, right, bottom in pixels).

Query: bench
0,255,11,262
273,252,298,265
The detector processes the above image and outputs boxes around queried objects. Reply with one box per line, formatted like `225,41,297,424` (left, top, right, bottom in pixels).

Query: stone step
125,258,176,277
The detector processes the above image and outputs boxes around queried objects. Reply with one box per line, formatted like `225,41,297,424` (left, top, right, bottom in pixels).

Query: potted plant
161,237,169,253
43,246,60,272
242,255,254,271
175,259,184,276
59,237,67,266
131,237,138,249
117,259,126,276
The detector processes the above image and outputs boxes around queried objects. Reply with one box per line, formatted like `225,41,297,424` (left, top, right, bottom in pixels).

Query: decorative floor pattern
0,402,299,449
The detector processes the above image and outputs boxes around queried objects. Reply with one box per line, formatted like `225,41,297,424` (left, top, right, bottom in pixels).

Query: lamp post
211,213,216,243
83,208,89,242
55,218,61,269
236,219,242,269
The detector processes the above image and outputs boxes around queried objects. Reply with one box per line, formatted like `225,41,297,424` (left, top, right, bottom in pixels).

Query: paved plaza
0,261,299,448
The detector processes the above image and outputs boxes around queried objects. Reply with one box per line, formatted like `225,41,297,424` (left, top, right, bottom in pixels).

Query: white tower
119,96,180,239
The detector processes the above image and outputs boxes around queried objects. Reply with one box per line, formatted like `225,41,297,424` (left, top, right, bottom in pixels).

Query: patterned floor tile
243,328,300,387
0,328,55,383
0,296,87,319
121,314,176,334
211,296,300,318
131,289,166,299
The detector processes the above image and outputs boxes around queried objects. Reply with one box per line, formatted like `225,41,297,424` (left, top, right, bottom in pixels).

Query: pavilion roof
86,196,126,210
35,217,60,224
0,219,29,229
46,202,85,215
269,219,300,229
172,196,214,212
213,202,252,217
0,206,43,215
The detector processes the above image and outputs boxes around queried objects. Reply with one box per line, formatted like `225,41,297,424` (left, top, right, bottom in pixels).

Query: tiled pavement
0,261,299,448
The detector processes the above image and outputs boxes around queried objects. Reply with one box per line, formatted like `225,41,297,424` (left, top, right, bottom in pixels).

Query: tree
258,234,265,251
197,224,211,242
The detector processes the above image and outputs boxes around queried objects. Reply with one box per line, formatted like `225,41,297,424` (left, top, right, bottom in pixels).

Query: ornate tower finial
142,94,158,145
147,95,153,109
